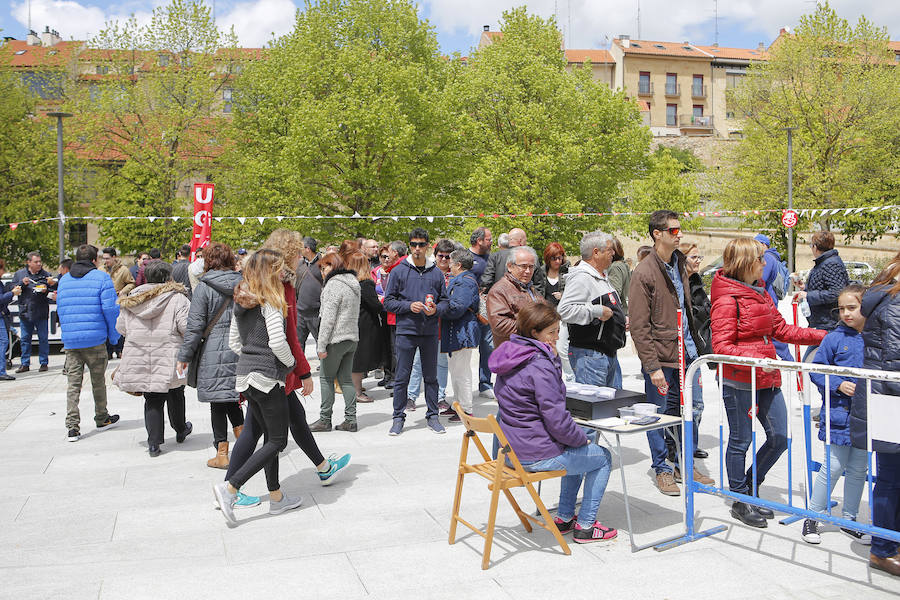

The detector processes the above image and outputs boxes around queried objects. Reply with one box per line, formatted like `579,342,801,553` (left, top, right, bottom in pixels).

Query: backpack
771,259,790,301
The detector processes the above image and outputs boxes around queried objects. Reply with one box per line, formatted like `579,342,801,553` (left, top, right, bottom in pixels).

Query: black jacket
805,249,849,331
11,267,56,321
172,259,193,299
688,272,712,356
850,284,900,454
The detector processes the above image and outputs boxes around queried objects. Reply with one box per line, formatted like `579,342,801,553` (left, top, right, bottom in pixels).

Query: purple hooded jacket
489,334,589,462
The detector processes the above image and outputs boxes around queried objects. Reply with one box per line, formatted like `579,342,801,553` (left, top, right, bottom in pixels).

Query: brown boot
233,425,243,440
870,553,900,576
207,442,229,469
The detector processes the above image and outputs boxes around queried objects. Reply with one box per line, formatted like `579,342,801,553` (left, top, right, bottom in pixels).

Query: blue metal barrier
657,354,900,551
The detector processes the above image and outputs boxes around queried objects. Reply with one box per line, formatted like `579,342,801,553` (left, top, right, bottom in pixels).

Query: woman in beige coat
114,261,192,457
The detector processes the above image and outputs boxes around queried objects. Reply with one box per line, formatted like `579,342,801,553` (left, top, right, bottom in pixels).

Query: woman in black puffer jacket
850,251,900,576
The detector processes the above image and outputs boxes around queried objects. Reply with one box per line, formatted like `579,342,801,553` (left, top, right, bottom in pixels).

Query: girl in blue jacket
802,284,870,545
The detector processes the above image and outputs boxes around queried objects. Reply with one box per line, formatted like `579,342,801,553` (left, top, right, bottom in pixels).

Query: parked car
845,261,875,283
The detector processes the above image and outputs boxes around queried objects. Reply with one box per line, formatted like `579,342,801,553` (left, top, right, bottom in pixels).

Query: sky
1,0,897,54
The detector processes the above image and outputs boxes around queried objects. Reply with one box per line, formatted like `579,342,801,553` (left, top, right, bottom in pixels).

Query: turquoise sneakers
318,453,351,486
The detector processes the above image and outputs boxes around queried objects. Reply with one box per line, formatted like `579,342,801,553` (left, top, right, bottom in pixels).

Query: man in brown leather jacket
486,246,546,347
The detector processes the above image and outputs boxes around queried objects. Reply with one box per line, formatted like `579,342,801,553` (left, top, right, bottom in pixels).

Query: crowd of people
1,209,898,572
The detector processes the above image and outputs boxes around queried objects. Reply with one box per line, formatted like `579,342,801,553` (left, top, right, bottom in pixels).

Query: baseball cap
754,234,771,247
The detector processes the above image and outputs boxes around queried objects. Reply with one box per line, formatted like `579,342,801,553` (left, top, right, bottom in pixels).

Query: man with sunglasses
384,228,450,436
629,210,713,496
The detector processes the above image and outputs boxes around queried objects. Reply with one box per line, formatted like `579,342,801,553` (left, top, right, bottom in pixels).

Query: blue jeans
872,452,900,558
642,366,690,474
0,317,8,375
20,316,49,367
477,322,493,391
408,349,447,402
521,430,612,528
568,347,622,389
809,443,868,519
722,386,788,495
393,334,439,420
690,367,704,449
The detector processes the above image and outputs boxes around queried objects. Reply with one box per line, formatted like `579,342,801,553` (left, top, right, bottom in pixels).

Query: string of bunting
4,205,899,230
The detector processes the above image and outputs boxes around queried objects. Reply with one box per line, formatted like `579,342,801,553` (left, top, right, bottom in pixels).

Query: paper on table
869,393,900,445
587,417,626,427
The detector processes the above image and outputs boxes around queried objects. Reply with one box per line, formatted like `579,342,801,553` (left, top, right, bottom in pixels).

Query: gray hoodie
558,261,615,326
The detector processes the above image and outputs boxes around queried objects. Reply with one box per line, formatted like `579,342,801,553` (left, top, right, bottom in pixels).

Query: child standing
802,284,871,544
213,249,299,524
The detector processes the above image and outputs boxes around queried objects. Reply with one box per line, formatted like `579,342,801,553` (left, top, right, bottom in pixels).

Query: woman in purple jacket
489,302,617,544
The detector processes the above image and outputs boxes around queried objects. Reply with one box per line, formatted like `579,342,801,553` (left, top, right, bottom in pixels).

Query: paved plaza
1,342,898,600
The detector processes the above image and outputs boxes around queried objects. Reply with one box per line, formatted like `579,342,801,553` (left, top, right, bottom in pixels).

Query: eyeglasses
550,255,564,261
688,255,704,261
664,227,681,236
757,255,766,262
513,263,536,271
380,254,390,260
436,253,451,260
409,241,427,248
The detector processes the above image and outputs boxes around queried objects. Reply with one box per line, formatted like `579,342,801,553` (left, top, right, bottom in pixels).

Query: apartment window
89,83,99,103
692,74,704,97
223,87,233,113
666,104,677,127
638,71,651,95
693,105,703,118
726,73,745,89
158,54,169,67
96,65,109,75
665,73,678,96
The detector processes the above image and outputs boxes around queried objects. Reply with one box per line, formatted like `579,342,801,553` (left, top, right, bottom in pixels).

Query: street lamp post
47,112,72,264
783,126,796,275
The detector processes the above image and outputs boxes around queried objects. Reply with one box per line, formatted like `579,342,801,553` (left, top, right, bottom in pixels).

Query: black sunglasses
380,254,390,259
409,241,428,248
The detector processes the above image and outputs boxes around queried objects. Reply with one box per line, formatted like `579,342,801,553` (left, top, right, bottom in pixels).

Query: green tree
64,0,240,255
0,45,71,265
217,0,467,245
454,8,650,249
613,152,703,238
724,2,900,244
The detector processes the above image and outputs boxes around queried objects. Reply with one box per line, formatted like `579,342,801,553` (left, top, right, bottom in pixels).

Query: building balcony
664,83,680,97
679,114,714,135
637,81,653,96
691,84,707,98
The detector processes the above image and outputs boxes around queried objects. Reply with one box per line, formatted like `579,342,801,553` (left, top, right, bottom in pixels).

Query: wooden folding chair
448,402,571,569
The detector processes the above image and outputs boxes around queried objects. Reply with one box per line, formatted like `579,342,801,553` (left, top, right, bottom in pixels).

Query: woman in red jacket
710,238,826,528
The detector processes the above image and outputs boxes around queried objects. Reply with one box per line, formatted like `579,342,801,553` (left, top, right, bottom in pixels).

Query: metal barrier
657,353,900,551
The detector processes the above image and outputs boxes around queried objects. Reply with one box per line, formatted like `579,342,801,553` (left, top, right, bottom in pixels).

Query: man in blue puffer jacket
57,244,121,442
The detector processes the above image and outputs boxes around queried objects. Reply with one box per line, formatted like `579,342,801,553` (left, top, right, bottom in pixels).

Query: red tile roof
612,39,711,58
695,44,768,61
4,39,82,68
564,49,614,64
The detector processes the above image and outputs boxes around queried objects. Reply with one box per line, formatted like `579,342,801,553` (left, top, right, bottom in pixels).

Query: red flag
191,183,214,260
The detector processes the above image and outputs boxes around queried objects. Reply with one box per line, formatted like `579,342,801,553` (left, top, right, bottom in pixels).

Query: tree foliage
64,0,240,255
613,152,703,238
454,8,650,249
724,2,900,243
217,0,466,246
0,46,72,266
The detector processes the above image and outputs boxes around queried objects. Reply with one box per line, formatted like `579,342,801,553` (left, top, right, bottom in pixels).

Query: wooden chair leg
502,488,533,532
524,482,571,555
482,485,503,570
449,470,466,544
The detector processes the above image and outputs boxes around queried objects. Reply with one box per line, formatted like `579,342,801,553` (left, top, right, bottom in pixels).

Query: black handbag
187,296,231,388
596,291,627,356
